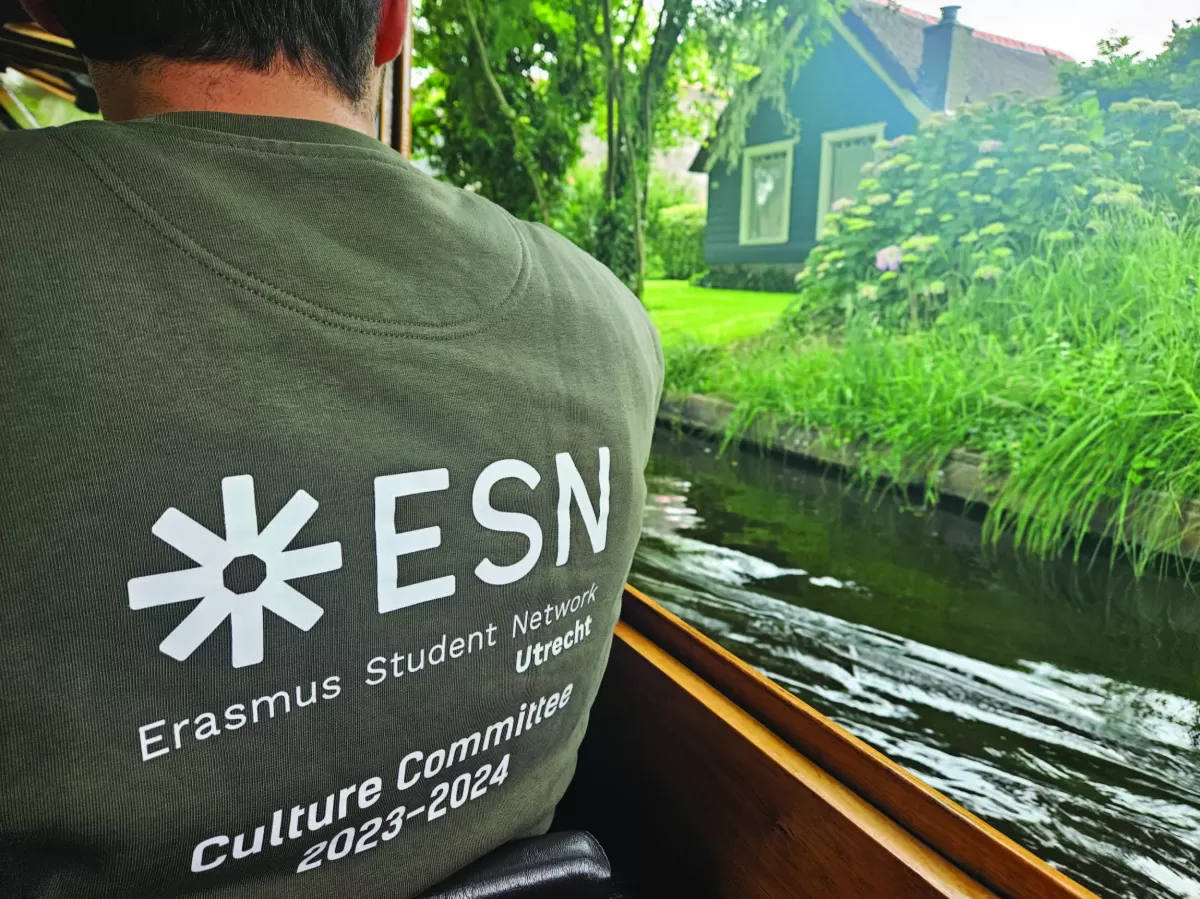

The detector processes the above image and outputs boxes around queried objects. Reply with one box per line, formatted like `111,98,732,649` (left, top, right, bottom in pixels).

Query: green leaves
1062,18,1200,109
414,0,596,222
1042,229,1076,243
790,80,1200,335
652,202,707,279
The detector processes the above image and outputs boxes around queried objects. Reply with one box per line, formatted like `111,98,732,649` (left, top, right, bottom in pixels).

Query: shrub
698,264,798,292
551,165,605,257
553,166,699,279
650,204,706,280
790,93,1200,331
643,174,698,278
662,340,723,394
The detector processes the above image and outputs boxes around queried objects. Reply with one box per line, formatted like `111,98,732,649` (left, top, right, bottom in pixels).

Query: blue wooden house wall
704,30,921,266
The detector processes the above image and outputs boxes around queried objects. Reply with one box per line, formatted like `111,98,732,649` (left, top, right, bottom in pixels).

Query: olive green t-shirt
0,113,662,899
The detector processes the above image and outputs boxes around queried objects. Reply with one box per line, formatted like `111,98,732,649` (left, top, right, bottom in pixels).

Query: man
0,2,662,897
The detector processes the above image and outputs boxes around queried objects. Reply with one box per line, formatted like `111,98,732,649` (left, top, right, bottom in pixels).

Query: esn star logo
127,475,343,668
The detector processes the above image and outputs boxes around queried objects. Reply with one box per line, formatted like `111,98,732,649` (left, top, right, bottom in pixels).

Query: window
739,140,795,246
816,123,887,238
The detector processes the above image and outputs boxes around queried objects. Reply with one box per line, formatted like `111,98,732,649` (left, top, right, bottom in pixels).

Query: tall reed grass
666,209,1200,573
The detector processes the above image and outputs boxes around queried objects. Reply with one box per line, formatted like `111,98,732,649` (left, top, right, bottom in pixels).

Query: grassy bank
643,279,792,346
665,211,1200,573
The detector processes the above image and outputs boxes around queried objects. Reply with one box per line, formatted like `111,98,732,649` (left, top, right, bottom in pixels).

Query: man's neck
89,57,377,136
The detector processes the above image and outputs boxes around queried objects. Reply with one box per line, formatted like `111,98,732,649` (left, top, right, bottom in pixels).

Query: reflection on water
633,429,1200,899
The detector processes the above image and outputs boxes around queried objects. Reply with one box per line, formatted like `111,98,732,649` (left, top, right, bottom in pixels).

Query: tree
1060,17,1200,108
589,0,834,295
414,0,598,222
416,0,837,296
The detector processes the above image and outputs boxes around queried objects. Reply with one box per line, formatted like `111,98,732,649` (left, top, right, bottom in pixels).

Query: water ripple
634,470,1200,899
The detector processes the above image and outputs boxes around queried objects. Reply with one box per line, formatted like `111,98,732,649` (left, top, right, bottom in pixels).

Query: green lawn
642,279,793,346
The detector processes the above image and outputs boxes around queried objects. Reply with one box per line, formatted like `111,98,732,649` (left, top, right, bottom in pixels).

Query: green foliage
642,173,697,277
2,74,99,127
791,93,1200,331
663,341,725,389
552,165,696,270
413,0,596,222
645,174,696,222
589,0,714,291
1060,18,1200,108
551,165,606,256
412,0,834,295
650,203,707,279
594,195,640,288
699,264,800,292
666,208,1200,574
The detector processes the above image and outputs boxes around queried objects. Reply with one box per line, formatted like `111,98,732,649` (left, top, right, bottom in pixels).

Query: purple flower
875,245,904,272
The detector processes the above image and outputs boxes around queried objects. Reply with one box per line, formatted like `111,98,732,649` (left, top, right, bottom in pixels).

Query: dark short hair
45,0,382,101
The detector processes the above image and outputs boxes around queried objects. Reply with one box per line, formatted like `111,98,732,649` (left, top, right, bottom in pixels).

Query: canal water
631,428,1200,899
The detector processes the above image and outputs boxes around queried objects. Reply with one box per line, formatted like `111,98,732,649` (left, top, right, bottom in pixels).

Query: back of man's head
28,0,384,102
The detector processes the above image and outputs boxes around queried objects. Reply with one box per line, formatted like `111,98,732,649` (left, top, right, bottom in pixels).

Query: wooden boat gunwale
608,584,1098,899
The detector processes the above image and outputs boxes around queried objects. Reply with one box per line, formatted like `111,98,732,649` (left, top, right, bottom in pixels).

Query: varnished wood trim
605,620,998,897
620,584,1098,899
13,66,74,101
3,21,73,48
397,9,413,158
377,61,396,148
0,77,37,128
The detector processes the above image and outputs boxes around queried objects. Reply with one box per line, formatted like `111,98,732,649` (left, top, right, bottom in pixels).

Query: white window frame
816,122,887,239
738,139,796,246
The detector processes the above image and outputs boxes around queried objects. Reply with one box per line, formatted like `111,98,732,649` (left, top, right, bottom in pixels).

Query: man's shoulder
433,182,658,359
510,216,649,321
0,124,57,151
0,126,75,184
0,126,95,255
508,217,663,381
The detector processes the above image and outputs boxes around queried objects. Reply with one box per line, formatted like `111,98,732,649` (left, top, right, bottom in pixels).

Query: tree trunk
593,0,641,292
627,0,690,296
628,130,646,298
463,0,552,223
602,0,616,203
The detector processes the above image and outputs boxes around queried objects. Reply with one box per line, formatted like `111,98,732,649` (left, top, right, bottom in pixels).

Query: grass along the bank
643,279,793,346
666,210,1200,573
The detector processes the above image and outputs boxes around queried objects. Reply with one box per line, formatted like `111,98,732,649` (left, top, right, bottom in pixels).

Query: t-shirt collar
135,111,389,152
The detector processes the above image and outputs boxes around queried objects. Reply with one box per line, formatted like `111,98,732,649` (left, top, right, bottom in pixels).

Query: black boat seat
417,831,613,899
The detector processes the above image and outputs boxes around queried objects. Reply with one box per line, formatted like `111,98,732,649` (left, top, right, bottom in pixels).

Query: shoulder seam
48,129,531,341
